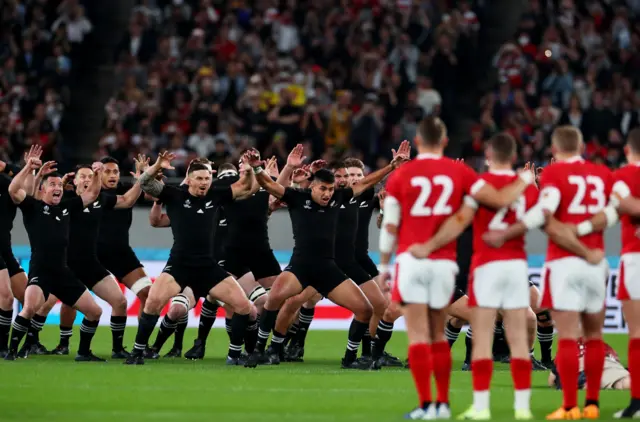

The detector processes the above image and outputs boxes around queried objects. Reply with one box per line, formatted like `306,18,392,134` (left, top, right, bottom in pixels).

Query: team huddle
0,116,638,419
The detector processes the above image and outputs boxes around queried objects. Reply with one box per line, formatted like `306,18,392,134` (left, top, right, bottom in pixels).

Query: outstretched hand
287,144,307,168
391,140,411,168
24,145,42,162
154,151,176,170
309,160,327,174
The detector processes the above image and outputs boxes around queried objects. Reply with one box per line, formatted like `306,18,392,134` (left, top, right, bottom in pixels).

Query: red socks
510,358,532,390
630,338,640,400
408,343,432,406
472,359,493,391
557,339,579,409
584,339,605,404
432,341,452,404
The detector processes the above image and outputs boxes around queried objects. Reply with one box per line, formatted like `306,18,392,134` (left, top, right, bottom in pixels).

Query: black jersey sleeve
102,192,118,210
157,184,181,204
336,187,354,204
372,195,380,210
3,163,21,177
63,195,85,214
0,174,10,191
207,184,233,204
18,195,37,214
281,187,308,208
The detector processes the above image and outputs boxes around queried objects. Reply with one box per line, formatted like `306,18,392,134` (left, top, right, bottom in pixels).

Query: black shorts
163,259,229,300
68,257,111,290
336,257,371,286
27,266,87,306
356,253,378,278
0,247,24,277
284,256,347,297
452,288,467,303
223,245,281,280
97,245,142,281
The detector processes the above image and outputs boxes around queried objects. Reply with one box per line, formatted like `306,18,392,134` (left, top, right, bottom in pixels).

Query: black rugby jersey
67,191,117,257
0,175,18,249
98,183,133,248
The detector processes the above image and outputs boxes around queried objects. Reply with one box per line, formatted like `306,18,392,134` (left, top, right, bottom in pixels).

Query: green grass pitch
0,327,630,421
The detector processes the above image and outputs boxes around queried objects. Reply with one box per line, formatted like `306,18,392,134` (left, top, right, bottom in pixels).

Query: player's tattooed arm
115,154,149,209
139,152,174,197
409,203,476,259
8,157,42,204
80,163,103,207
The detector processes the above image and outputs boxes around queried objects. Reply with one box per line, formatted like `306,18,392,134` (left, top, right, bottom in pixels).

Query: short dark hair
188,163,210,175
218,162,237,173
343,158,364,170
189,157,210,167
488,133,516,163
100,157,119,165
418,116,447,146
628,128,640,153
310,168,335,184
74,164,93,173
328,161,347,172
42,172,62,183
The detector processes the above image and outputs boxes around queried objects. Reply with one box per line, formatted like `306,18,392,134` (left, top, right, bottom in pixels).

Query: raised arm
246,149,286,199
115,154,148,209
278,143,306,187
378,194,401,290
352,141,410,197
9,158,42,204
149,201,171,228
138,151,175,197
408,203,476,259
232,164,257,200
80,164,102,207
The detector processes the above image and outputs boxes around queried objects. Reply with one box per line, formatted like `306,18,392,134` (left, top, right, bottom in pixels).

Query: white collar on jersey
488,169,515,176
417,153,442,159
559,155,584,163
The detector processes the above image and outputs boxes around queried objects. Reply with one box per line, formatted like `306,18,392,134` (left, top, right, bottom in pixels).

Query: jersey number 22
410,176,454,216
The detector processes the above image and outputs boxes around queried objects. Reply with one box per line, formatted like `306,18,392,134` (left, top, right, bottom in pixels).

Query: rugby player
484,126,611,420
565,127,640,418
125,151,257,366
96,157,151,319
0,146,43,356
6,159,106,361
48,156,148,357
244,148,408,369
408,133,539,420
379,117,536,420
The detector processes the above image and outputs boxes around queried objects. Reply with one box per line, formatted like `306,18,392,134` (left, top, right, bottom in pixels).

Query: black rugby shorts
0,247,23,277
97,245,142,281
223,245,281,280
356,253,378,278
336,257,371,286
163,259,229,300
68,256,112,290
284,256,347,297
27,266,87,306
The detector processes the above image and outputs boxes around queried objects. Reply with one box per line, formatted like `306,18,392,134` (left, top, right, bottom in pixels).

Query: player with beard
5,159,105,361
124,151,257,366
244,148,409,369
47,156,148,357
96,157,151,318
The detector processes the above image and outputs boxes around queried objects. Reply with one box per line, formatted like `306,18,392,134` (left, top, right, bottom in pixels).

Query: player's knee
168,295,190,319
84,305,102,321
111,294,128,315
526,308,537,327
233,298,253,316
144,296,166,314
0,293,14,310
354,300,373,322
136,285,150,302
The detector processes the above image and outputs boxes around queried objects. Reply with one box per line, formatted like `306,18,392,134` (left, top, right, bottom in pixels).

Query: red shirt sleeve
461,163,481,195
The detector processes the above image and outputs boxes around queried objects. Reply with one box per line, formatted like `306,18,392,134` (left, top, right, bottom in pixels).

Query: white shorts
393,253,458,309
540,257,609,313
469,259,529,310
617,253,640,301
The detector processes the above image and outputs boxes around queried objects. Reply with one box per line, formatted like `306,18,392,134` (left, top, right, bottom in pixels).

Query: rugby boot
531,356,547,371
184,339,205,360
16,343,30,358
244,350,262,368
124,350,144,365
163,347,182,358
0,348,7,359
284,344,304,362
457,406,490,420
377,351,404,367
437,403,452,419
514,409,534,420
614,401,640,419
262,345,281,365
75,351,106,362
341,355,381,370
143,346,160,360
461,360,471,371
546,407,581,420
50,344,70,355
111,348,131,359
226,354,248,366
30,342,50,355
405,404,436,420
582,405,599,420
4,349,17,361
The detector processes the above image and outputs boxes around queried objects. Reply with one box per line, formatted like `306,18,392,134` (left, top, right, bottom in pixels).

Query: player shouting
378,117,536,420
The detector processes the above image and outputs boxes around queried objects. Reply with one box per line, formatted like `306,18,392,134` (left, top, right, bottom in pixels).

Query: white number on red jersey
488,196,526,230
409,175,454,216
567,175,606,215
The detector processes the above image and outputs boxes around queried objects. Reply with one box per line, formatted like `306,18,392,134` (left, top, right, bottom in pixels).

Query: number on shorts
567,175,606,214
410,176,454,216
488,196,526,230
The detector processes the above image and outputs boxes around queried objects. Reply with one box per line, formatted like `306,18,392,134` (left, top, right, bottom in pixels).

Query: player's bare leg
358,280,388,360
275,288,317,362
125,273,181,365
149,288,196,359
51,304,76,355
71,290,105,362
208,276,255,366
120,267,152,318
9,272,27,304
91,275,129,358
256,275,277,289
19,293,57,357
184,293,221,359
0,269,14,357
6,284,46,360
615,300,640,418
447,295,473,369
